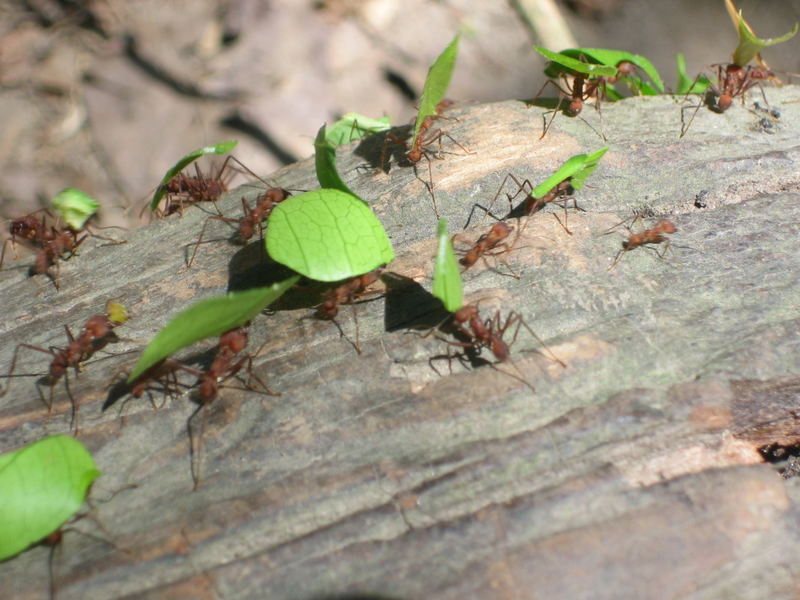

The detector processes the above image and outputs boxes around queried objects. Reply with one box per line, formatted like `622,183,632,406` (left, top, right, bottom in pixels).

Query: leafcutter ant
606,217,677,269
431,304,566,392
1,209,125,289
680,63,772,137
314,268,385,354
0,301,128,432
185,187,291,268
176,326,279,489
152,155,273,218
456,221,520,279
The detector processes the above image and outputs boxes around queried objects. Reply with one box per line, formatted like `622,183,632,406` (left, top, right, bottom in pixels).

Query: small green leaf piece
150,141,238,210
127,277,298,382
51,188,100,230
325,113,390,146
675,53,710,95
732,10,798,67
532,147,609,199
536,46,618,79
552,48,664,92
0,435,100,561
267,189,394,282
314,125,357,196
432,219,463,313
412,34,461,148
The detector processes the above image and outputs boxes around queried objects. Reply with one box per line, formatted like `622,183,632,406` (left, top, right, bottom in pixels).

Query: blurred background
1,0,799,228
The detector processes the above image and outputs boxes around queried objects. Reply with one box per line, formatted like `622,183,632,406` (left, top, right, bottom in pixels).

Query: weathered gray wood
1,87,800,599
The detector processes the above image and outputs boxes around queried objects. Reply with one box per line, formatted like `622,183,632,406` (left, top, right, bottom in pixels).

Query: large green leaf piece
266,189,394,282
150,141,238,210
0,435,100,561
535,46,617,79
532,147,609,199
411,34,461,148
732,10,798,67
432,219,463,313
552,47,664,92
314,125,356,197
51,188,100,229
325,113,390,147
127,278,298,382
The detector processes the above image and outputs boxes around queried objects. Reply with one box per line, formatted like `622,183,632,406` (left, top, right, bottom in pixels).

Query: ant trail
1,302,128,433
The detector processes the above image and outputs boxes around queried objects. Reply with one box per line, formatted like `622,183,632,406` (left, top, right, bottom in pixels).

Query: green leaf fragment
150,140,238,210
532,147,609,199
432,219,463,313
0,435,100,561
536,46,617,79
266,189,394,282
732,10,798,67
325,113,390,146
51,188,100,229
412,34,461,148
675,53,710,95
552,47,664,92
314,125,357,197
127,277,298,382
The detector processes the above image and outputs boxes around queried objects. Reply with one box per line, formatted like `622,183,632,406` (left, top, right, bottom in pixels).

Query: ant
314,268,384,354
405,99,464,164
121,359,186,412
186,187,291,268
153,155,271,218
1,209,124,289
680,63,772,137
456,221,520,278
500,174,579,234
1,301,128,432
606,217,677,269
176,325,279,489
433,304,566,392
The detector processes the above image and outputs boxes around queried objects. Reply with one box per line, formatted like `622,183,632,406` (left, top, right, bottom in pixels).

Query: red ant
176,326,279,489
405,99,462,163
1,301,128,432
1,209,124,289
607,217,677,269
433,304,566,392
314,268,384,354
153,155,270,218
456,221,519,278
186,187,291,268
495,174,579,234
680,63,772,137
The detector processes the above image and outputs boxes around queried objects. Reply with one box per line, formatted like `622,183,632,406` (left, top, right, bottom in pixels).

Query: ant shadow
353,125,414,174
226,241,298,293
382,272,449,333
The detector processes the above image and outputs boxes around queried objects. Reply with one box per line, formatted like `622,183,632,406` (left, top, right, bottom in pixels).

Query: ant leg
188,403,207,490
509,311,566,368
185,215,237,268
0,343,55,397
608,247,626,270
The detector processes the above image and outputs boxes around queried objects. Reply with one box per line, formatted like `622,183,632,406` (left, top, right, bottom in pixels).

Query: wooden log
1,86,800,599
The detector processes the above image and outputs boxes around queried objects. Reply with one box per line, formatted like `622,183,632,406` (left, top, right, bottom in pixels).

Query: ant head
84,316,113,339
406,149,422,163
656,219,677,234
220,328,248,353
265,188,290,204
566,99,583,117
238,220,255,240
492,222,513,237
616,61,636,76
717,94,733,112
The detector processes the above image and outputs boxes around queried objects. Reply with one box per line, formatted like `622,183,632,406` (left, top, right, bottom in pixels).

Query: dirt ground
1,0,799,228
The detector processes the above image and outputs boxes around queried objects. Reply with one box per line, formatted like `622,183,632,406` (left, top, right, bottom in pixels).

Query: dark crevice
123,34,241,101
220,112,298,166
